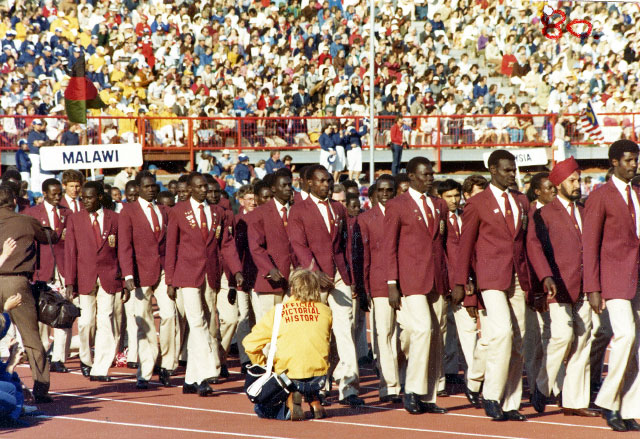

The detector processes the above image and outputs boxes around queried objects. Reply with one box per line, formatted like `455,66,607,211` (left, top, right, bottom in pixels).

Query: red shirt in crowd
390,123,403,144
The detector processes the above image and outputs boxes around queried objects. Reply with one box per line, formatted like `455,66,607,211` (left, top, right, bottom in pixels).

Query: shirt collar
138,197,154,209
274,197,289,211
378,203,385,215
612,174,631,192
90,208,103,217
43,200,56,212
309,193,329,204
557,195,573,210
408,186,427,201
535,200,544,210
489,182,509,198
190,197,208,210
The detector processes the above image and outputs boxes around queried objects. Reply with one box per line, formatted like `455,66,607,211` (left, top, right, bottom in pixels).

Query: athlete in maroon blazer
24,181,71,283
164,178,242,291
249,173,295,294
64,197,122,295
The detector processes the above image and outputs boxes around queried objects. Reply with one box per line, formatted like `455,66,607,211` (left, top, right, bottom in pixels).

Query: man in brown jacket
0,184,56,403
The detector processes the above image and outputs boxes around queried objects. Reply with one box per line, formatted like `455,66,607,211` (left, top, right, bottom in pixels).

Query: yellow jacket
243,298,332,380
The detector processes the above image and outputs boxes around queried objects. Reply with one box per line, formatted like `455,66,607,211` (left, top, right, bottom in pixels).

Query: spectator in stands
234,155,251,187
26,119,49,193
390,116,404,175
265,150,285,174
60,124,80,146
15,140,31,186
219,149,233,172
113,167,137,191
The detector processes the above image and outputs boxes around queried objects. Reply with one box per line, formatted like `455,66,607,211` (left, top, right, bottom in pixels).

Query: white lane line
35,415,295,439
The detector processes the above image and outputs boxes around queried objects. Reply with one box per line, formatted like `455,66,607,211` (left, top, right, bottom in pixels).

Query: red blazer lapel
551,198,582,241
404,193,431,237
483,189,514,238
306,198,332,240
206,206,221,246
607,180,639,241
429,196,442,240
269,199,288,235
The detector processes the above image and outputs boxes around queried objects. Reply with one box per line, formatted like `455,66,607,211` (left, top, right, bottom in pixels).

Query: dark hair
1,169,21,183
376,174,396,189
263,172,276,188
368,183,377,197
609,139,639,163
333,183,345,194
254,179,271,195
526,172,550,202
487,149,516,168
83,181,104,195
275,167,292,179
168,179,178,186
203,173,216,184
125,180,138,192
157,190,174,201
62,169,84,185
42,178,62,193
306,164,327,179
269,150,280,157
187,172,203,186
437,178,462,196
346,193,360,205
395,173,410,185
406,157,431,174
461,174,488,196
342,179,358,191
0,185,15,208
177,174,190,184
135,170,155,185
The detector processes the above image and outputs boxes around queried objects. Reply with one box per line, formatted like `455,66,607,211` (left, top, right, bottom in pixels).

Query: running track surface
9,357,625,439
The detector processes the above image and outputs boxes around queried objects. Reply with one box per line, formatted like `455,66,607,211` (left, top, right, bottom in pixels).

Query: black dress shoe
89,375,111,382
127,362,139,369
158,368,171,387
339,394,364,407
484,399,506,421
380,394,403,404
420,402,448,414
531,385,546,413
403,393,424,415
219,364,230,378
464,387,482,408
136,379,149,389
504,410,527,421
207,376,220,385
182,382,198,394
624,419,640,431
50,361,69,373
318,391,331,407
240,362,250,375
197,381,214,397
178,360,187,367
602,409,628,432
437,389,449,397
80,362,92,377
34,394,53,404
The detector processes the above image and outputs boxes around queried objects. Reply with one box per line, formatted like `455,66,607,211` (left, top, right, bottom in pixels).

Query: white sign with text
483,148,549,168
39,144,143,170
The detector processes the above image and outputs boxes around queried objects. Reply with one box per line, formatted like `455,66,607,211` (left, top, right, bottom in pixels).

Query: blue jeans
0,380,20,421
391,143,403,175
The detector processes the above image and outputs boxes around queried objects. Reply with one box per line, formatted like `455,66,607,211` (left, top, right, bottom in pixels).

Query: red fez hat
549,157,580,186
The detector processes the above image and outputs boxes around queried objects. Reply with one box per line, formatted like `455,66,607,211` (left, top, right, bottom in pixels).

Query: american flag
579,101,605,145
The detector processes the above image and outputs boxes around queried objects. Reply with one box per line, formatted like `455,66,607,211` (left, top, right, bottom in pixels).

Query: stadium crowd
1,0,640,155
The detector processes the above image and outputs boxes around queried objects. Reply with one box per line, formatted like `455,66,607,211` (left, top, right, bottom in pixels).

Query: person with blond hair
243,268,332,421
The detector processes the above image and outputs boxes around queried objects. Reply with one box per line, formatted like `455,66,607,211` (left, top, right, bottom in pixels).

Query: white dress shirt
611,175,640,236
300,190,309,200
310,193,334,233
189,197,212,231
378,203,386,215
408,186,435,227
43,200,60,229
65,194,81,212
449,209,462,230
138,197,163,231
274,198,290,219
557,196,582,233
489,183,519,229
89,208,104,234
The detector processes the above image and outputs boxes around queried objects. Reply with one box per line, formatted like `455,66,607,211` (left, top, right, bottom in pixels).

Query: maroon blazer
165,201,242,289
293,191,304,205
288,197,352,285
233,210,258,291
17,198,30,212
347,215,365,294
248,199,294,293
359,204,389,298
454,187,531,292
583,180,640,300
64,209,122,294
218,196,231,210
117,201,169,287
527,197,584,304
24,203,71,282
444,210,462,291
59,196,85,213
383,191,449,296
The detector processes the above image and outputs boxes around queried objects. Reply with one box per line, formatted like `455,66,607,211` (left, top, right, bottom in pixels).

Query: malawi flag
64,57,106,124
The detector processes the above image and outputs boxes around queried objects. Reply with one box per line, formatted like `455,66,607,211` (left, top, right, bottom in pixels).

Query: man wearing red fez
526,156,599,418
583,140,640,432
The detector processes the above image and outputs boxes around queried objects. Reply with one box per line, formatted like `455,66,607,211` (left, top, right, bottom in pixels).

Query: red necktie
319,200,335,234
148,203,161,240
199,204,209,242
73,199,78,213
420,194,434,233
627,185,636,234
92,212,102,248
502,192,516,237
281,206,288,227
52,207,61,233
569,203,580,233
450,212,460,237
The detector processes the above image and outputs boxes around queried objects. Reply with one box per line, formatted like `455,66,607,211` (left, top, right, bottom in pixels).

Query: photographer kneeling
243,269,332,421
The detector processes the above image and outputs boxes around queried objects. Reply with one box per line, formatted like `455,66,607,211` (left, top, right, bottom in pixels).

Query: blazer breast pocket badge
439,219,445,235
108,234,116,248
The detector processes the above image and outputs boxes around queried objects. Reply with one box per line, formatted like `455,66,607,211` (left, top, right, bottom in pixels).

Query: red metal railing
1,113,637,170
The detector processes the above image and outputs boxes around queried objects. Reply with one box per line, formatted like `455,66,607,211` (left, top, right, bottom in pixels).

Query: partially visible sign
39,144,143,170
483,148,549,168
